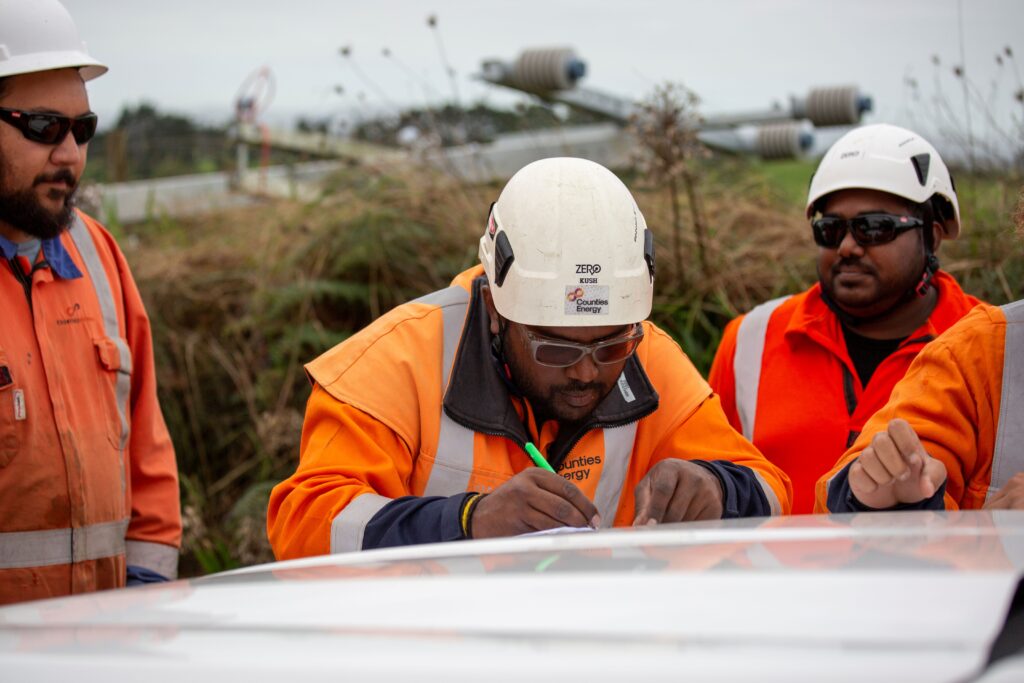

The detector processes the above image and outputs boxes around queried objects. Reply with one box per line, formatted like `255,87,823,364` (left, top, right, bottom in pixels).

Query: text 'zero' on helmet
0,0,107,81
807,123,961,239
479,157,656,327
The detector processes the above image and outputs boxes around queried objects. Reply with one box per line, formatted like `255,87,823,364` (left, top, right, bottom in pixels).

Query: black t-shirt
841,325,907,387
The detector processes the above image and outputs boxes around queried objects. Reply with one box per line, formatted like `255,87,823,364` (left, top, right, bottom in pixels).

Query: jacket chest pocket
92,336,133,451
0,349,23,468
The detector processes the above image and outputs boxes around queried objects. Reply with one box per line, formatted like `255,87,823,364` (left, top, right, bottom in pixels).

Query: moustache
556,380,605,394
34,169,78,189
831,257,876,277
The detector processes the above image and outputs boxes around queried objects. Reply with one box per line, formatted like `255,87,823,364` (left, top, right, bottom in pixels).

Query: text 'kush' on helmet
0,0,107,81
807,123,961,239
479,157,656,327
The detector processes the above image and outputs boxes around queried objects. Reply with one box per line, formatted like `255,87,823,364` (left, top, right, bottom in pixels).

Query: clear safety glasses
523,324,644,368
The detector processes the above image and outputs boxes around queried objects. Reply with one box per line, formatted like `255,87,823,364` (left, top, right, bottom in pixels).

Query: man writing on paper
269,158,790,556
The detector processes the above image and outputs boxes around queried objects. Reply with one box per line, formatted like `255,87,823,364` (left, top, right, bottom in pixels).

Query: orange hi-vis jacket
816,301,1023,512
708,272,980,514
0,211,181,605
268,266,791,559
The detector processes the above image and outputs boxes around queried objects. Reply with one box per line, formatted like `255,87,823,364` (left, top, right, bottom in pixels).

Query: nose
836,227,863,258
565,351,600,384
49,131,84,167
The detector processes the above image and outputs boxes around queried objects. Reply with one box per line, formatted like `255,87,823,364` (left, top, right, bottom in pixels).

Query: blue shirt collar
0,233,83,279
0,234,16,261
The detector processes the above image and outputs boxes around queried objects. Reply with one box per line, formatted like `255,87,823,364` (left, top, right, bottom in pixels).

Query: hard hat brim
0,51,108,81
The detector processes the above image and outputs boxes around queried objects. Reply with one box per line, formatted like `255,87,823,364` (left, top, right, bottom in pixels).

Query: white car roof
2,510,1024,682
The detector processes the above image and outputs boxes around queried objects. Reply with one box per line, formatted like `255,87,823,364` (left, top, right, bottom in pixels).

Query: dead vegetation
119,157,1021,575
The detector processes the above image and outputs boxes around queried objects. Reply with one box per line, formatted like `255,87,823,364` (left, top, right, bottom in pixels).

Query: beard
501,325,611,426
818,251,924,318
0,164,78,240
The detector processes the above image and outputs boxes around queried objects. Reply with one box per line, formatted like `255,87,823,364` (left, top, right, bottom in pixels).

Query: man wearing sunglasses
269,157,790,558
0,0,181,605
815,192,1024,513
708,124,981,514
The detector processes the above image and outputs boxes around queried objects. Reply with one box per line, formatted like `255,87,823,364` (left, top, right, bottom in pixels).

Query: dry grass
120,160,1021,574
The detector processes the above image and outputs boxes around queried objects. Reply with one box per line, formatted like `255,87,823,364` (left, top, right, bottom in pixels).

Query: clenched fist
848,418,948,509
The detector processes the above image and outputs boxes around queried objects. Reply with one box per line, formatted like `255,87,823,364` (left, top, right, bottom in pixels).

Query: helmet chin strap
491,318,522,394
821,252,940,329
915,253,941,297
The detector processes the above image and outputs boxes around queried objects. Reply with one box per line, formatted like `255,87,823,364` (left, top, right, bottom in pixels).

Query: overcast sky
63,0,1022,151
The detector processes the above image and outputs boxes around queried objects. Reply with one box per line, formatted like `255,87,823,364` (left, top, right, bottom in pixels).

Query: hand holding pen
468,442,600,538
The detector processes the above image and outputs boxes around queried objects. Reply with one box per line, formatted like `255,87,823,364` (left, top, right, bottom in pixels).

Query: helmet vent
911,153,931,186
493,231,515,287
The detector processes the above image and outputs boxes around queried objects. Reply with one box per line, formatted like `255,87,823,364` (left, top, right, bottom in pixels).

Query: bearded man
0,0,180,605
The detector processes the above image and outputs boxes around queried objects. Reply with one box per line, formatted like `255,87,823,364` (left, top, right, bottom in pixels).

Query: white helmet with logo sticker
479,157,655,327
807,123,960,239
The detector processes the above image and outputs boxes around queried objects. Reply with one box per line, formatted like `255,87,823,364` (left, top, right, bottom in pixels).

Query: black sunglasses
811,213,925,248
523,324,644,368
0,107,98,146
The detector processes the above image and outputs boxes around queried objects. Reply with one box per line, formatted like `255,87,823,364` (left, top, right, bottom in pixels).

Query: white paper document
518,526,596,537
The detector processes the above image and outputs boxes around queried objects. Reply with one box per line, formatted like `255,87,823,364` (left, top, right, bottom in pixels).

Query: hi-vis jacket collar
442,276,660,467
783,275,967,355
0,232,83,279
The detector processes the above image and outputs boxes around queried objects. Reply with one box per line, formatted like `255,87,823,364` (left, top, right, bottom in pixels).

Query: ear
930,220,944,253
481,284,501,336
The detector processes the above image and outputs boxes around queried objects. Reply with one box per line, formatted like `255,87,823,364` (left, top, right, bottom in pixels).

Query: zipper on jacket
533,390,658,470
841,364,858,417
445,400,657,474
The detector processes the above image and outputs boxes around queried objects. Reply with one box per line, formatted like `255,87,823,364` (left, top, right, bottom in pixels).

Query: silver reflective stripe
0,519,129,569
126,540,179,580
988,300,1024,502
410,286,471,388
330,287,472,553
733,295,790,440
330,493,391,553
593,422,638,527
68,216,132,458
424,413,476,496
420,287,476,497
753,470,782,516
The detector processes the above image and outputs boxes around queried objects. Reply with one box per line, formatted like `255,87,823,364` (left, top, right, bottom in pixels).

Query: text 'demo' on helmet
0,0,107,81
479,157,656,327
806,123,961,239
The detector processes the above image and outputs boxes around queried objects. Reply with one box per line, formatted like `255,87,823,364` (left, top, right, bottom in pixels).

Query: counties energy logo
564,285,610,315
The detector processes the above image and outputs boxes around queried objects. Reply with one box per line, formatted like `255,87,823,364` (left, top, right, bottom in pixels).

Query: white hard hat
479,157,655,327
807,123,960,239
0,0,107,81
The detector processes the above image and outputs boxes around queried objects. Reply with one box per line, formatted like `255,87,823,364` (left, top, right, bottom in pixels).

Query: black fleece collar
442,276,659,466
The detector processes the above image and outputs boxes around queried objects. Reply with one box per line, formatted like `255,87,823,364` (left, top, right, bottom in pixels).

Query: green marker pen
524,442,556,473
